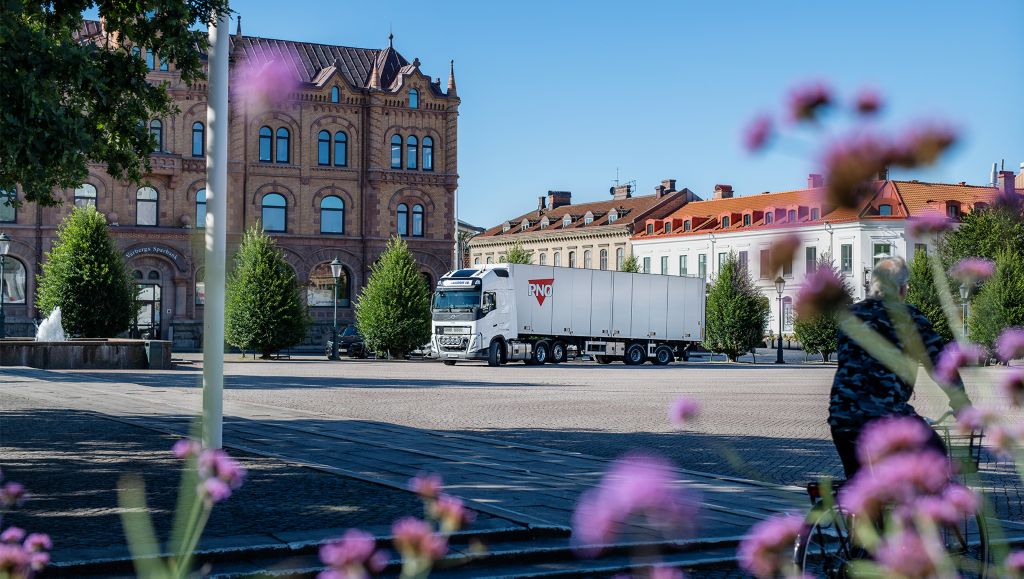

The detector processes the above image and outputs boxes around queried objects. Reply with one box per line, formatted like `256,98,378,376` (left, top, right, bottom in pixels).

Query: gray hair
868,256,910,298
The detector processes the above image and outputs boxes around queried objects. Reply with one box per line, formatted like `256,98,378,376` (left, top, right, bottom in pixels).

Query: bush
968,249,1024,353
703,253,770,361
225,228,310,358
503,241,532,264
355,237,432,358
793,257,854,362
904,250,954,343
35,206,136,337
619,254,641,273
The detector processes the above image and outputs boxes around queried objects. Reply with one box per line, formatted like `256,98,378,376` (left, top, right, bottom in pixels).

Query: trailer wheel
653,345,674,366
550,341,568,364
595,355,613,365
624,343,646,366
443,360,457,366
487,341,502,367
532,341,550,365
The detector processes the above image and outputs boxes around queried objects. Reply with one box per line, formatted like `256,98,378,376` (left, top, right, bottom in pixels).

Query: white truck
431,264,705,366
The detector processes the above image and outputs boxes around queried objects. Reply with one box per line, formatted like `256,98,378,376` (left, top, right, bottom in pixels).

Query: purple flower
22,534,50,553
430,494,474,532
839,450,950,518
1006,550,1024,573
987,424,1024,459
906,213,952,238
795,267,850,319
787,81,832,122
0,482,27,508
956,405,1000,434
889,124,957,168
768,234,802,275
173,439,201,460
822,133,891,209
743,114,772,153
996,327,1024,362
197,449,246,490
198,477,232,505
319,528,386,577
572,454,699,556
950,258,995,286
28,551,49,572
999,370,1024,408
234,57,299,112
906,485,977,526
668,396,700,426
408,473,443,500
875,530,937,579
737,514,804,578
856,416,933,466
391,517,447,560
0,543,30,575
0,528,25,544
854,88,882,115
650,566,686,579
934,342,985,386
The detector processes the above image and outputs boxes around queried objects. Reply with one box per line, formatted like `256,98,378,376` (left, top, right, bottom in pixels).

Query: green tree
793,256,855,362
1,1,230,207
619,254,641,273
905,250,954,342
225,228,310,358
968,249,1024,353
36,206,136,337
942,205,1024,267
355,237,431,358
503,241,533,264
703,253,770,361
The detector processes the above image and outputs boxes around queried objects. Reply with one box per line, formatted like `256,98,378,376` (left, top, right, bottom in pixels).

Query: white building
630,174,1016,335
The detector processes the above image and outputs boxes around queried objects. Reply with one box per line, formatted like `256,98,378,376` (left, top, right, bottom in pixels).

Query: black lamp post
774,276,786,364
959,283,970,339
329,258,343,360
0,232,9,339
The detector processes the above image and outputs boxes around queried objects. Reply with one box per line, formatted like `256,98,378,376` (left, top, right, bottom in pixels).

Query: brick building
0,20,459,350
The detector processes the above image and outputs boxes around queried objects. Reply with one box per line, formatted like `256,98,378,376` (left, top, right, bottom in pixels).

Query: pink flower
22,534,50,553
743,114,772,153
996,327,1024,362
856,416,933,466
854,88,882,115
430,494,474,531
319,528,386,576
668,396,700,426
875,529,937,579
889,124,958,168
198,477,232,505
906,485,977,526
956,405,1000,434
28,551,49,571
822,133,891,209
234,56,299,112
172,439,201,460
1006,550,1024,573
737,514,804,578
391,518,447,560
795,267,850,319
650,566,686,579
1000,370,1024,408
906,213,952,238
197,449,246,489
0,543,30,575
0,483,27,508
768,234,802,275
988,424,1024,459
408,473,443,500
0,528,25,544
934,342,985,386
788,81,832,122
839,450,950,518
950,258,995,286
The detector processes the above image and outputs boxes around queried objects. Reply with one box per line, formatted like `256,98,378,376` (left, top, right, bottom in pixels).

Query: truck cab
431,266,513,364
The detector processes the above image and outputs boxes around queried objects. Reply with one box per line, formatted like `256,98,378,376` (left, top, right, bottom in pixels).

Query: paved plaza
2,356,1022,576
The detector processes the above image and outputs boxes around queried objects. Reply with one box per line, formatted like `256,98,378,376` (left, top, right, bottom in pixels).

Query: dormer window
810,208,820,220
879,204,892,216
331,86,340,103
563,215,572,228
743,214,751,226
765,212,774,224
946,201,961,218
409,89,419,109
721,216,730,228
683,220,691,232
520,219,530,232
502,222,511,233
540,216,549,229
663,222,671,234
584,211,594,225
788,209,797,222
608,209,618,223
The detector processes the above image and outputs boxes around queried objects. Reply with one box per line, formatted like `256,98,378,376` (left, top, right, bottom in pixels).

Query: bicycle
793,412,991,578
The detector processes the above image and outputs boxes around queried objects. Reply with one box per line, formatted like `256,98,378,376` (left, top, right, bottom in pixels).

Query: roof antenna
388,24,393,48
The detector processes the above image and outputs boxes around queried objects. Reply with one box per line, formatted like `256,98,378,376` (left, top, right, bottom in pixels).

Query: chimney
537,196,547,212
807,173,824,189
661,179,677,192
713,184,734,199
547,190,572,209
876,166,889,181
1017,162,1024,190
998,170,1016,197
992,163,1000,187
611,184,632,200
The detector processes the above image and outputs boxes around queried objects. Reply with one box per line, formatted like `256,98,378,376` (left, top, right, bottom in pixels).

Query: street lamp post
330,258,343,360
959,283,970,340
0,232,9,339
774,276,786,364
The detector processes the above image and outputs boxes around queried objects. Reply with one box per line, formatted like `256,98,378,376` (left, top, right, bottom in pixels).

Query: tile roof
231,35,407,89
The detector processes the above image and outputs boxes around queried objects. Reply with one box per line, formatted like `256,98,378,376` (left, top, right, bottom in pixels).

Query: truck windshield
432,289,481,311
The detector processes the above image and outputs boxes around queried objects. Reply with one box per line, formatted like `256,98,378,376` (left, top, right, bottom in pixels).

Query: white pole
202,10,230,450
453,188,459,269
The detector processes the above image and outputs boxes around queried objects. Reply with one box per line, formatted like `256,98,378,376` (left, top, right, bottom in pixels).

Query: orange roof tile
476,192,683,238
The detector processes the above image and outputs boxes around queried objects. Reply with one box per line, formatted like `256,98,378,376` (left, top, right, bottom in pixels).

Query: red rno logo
527,279,554,306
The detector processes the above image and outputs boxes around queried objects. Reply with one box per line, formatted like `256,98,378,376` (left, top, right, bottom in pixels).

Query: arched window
317,130,331,166
390,135,402,168
275,127,290,163
743,213,752,226
397,203,409,236
600,249,608,270
568,251,577,268
540,217,549,229
765,212,773,224
409,89,419,109
788,209,797,222
158,55,168,71
684,220,692,231
406,136,418,170
149,120,162,152
148,270,160,281
131,46,141,59
307,261,352,307
553,252,561,267
422,137,434,171
721,216,730,228
664,222,671,234
261,193,287,232
74,184,97,209
474,257,481,265
320,196,344,234
616,247,624,270
486,257,493,264
1,256,27,304
145,49,155,70
136,186,158,226
563,215,572,227
608,209,618,223
334,132,347,167
412,204,425,237
810,208,820,221
259,126,272,161
330,86,340,103
195,188,206,229
583,250,592,269
192,122,204,157
539,253,547,265
195,268,205,305
133,270,143,280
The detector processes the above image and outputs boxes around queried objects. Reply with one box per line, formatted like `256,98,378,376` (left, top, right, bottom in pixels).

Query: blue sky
165,1,1024,226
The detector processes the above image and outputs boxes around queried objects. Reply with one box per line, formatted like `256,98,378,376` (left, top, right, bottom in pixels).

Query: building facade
469,181,696,269
630,173,1018,336
0,20,459,349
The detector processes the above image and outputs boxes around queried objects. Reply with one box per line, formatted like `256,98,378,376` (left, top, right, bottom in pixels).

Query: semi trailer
431,264,705,366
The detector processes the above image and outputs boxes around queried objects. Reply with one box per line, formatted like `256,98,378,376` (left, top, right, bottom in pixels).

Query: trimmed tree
703,252,770,361
36,206,136,337
942,204,1024,267
619,254,641,273
968,249,1024,353
503,241,533,264
905,249,955,343
355,237,431,358
225,227,310,358
793,256,855,362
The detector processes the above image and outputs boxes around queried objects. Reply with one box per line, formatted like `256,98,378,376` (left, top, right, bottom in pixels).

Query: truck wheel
443,360,457,366
550,341,567,364
487,341,502,367
595,355,613,365
653,345,674,366
532,341,550,365
624,343,646,366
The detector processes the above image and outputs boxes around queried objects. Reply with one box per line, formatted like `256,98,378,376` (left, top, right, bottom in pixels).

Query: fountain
34,307,66,342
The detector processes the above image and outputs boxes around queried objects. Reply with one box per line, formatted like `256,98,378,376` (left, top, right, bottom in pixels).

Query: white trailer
431,264,705,366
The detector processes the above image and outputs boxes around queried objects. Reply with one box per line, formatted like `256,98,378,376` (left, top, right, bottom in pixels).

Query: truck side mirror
482,293,496,314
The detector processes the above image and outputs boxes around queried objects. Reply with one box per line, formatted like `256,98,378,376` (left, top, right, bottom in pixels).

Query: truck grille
437,335,468,351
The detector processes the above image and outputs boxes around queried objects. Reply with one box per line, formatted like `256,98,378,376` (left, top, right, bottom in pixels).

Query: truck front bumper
433,334,487,361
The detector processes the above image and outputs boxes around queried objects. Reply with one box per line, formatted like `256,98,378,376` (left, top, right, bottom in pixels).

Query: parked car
325,326,369,359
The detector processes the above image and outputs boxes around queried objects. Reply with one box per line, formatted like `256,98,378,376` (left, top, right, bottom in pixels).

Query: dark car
325,326,369,359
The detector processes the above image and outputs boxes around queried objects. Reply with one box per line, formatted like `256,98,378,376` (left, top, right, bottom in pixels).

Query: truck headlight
469,334,480,350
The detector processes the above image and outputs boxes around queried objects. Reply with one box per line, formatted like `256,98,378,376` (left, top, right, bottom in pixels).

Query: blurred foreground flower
854,87,882,115
996,327,1024,362
999,371,1024,408
906,213,953,238
235,57,299,112
934,342,985,386
737,514,804,578
768,234,801,276
743,114,772,153
668,396,700,426
393,517,448,561
787,81,832,122
409,473,443,501
318,528,388,579
874,529,938,579
839,450,951,518
795,267,850,318
194,448,246,505
1007,550,1024,576
0,474,50,579
856,416,933,465
950,258,995,286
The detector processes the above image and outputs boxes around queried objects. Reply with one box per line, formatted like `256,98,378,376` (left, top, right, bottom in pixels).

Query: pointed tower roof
371,32,408,90
447,59,457,96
